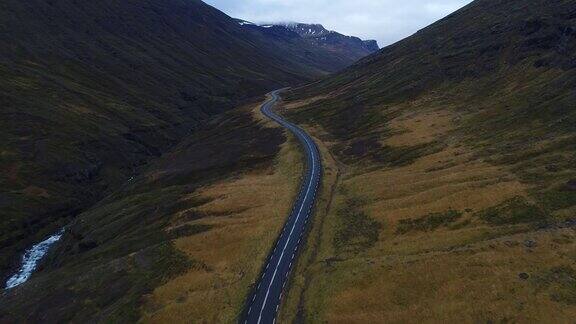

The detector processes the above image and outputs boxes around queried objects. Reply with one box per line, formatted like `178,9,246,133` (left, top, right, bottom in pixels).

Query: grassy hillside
0,99,304,322
281,0,576,322
0,0,355,283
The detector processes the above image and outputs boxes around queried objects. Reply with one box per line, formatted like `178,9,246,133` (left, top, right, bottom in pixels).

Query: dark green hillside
0,0,347,284
0,102,287,322
281,0,576,321
288,0,576,162
286,0,576,205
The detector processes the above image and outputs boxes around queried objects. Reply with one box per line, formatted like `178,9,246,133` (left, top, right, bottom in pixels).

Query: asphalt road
241,90,322,324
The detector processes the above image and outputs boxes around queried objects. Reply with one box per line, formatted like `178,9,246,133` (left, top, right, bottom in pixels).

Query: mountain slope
237,21,379,72
0,98,299,322
280,23,379,55
0,0,358,292
281,0,576,322
288,0,576,152
0,0,387,320
264,22,379,64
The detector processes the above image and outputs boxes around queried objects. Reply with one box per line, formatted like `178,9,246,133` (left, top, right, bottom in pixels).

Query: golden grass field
279,95,576,323
139,101,304,323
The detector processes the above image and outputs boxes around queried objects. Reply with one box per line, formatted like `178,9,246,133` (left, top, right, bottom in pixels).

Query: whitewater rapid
5,228,65,290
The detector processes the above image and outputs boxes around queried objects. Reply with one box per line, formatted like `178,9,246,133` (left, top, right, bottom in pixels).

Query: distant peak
235,18,379,54
257,22,379,52
276,23,333,37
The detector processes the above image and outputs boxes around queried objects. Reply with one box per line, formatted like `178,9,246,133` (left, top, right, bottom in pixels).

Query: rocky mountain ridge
237,20,380,62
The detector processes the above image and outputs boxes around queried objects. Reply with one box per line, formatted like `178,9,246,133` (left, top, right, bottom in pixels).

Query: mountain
0,0,382,300
0,0,293,283
0,0,386,320
279,0,576,322
271,22,379,61
278,23,378,51
239,21,379,66
0,0,339,320
280,23,332,37
7,0,576,321
235,20,367,72
284,23,380,58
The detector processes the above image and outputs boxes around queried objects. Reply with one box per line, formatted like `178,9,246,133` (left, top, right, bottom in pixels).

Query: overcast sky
204,0,473,47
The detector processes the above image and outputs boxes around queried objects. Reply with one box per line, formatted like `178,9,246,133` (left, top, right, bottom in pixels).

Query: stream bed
5,228,65,290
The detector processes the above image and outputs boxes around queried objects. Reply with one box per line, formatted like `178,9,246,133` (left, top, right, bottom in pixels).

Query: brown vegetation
279,90,576,322
140,106,304,323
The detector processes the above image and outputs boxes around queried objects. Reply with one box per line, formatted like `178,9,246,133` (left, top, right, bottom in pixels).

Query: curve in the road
241,90,322,324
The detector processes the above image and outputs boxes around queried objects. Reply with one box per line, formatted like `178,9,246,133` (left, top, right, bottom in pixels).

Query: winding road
241,90,322,324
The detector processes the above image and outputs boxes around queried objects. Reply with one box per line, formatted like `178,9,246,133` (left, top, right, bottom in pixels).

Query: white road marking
248,91,322,324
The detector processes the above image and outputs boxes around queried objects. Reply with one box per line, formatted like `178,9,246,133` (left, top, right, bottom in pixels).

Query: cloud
203,0,472,46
